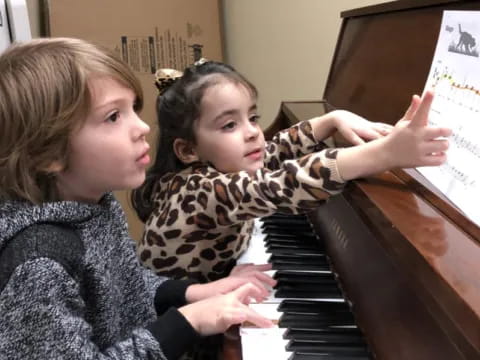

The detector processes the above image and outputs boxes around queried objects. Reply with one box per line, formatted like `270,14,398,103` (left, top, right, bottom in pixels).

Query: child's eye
133,98,142,113
106,111,120,123
222,121,236,130
250,114,261,123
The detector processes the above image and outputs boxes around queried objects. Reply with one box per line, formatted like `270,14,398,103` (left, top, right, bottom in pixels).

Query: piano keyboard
237,213,372,360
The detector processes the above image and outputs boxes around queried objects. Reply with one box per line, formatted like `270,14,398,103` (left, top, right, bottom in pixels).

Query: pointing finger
403,94,421,120
410,90,434,128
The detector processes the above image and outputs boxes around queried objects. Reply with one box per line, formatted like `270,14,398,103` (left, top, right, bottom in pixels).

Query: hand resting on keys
230,263,277,287
185,264,276,302
179,283,275,336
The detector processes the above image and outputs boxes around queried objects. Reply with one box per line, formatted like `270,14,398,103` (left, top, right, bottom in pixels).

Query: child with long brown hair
0,38,275,360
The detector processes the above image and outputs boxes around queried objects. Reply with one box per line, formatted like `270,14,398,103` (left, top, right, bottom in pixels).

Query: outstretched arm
336,90,451,181
264,111,392,168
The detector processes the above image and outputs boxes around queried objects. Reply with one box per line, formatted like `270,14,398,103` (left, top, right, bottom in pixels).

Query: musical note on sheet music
417,10,480,226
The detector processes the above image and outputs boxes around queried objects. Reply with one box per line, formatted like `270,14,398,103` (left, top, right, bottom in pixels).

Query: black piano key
267,245,325,255
261,215,310,225
272,261,330,271
274,281,341,295
269,253,328,269
274,270,335,281
286,340,369,356
279,312,356,328
274,273,338,287
283,328,365,344
264,234,320,246
288,352,372,360
278,299,350,313
275,288,343,299
262,222,313,230
265,235,321,245
264,230,318,239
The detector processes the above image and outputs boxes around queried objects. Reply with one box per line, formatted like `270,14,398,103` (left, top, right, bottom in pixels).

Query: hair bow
154,58,208,95
154,68,183,95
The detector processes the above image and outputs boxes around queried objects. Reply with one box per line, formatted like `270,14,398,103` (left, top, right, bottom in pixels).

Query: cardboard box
44,0,224,241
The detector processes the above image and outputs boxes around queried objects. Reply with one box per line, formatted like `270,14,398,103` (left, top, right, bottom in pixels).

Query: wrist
178,304,201,333
336,138,392,180
185,283,209,303
309,113,337,142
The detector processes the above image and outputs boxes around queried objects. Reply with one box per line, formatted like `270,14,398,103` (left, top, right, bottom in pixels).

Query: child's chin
128,174,147,190
246,164,264,175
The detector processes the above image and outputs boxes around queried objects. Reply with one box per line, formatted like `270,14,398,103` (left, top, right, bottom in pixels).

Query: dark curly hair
131,61,257,222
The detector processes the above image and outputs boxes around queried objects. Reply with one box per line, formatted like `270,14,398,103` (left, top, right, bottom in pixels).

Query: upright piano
223,0,480,359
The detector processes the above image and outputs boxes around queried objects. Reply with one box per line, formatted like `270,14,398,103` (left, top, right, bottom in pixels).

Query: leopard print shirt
139,121,346,282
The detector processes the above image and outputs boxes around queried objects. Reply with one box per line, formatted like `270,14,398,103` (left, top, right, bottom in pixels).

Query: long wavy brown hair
0,37,144,203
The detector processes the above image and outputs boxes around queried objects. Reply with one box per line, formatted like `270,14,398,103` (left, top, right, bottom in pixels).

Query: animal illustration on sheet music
448,23,478,57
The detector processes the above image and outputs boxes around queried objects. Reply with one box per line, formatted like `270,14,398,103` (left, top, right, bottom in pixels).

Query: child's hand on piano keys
230,263,276,285
185,266,276,303
179,283,274,336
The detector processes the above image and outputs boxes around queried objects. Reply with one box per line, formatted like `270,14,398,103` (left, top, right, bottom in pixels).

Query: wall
222,0,387,128
25,0,40,36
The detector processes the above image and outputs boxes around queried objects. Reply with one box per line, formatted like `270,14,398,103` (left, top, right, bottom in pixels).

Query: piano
223,0,480,359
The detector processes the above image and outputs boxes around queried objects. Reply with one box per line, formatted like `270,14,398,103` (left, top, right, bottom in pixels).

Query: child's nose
245,121,259,139
135,115,150,139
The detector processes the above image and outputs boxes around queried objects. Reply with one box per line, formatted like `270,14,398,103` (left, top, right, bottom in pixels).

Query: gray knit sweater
0,193,199,359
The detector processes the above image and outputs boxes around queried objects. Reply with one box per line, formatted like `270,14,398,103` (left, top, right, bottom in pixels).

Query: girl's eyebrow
212,104,257,123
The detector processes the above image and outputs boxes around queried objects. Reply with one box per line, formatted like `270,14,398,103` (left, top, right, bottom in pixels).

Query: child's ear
173,138,199,164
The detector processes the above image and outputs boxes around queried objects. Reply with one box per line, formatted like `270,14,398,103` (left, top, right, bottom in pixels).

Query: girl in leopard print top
132,61,451,283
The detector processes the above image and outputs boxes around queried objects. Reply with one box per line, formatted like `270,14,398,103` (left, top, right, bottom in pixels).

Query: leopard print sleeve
154,147,345,228
264,120,329,170
140,148,345,281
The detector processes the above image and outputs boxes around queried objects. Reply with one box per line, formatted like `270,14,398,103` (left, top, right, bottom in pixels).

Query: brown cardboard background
44,0,224,241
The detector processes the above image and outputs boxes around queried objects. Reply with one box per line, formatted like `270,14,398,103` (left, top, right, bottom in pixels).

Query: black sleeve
147,307,201,360
154,279,197,315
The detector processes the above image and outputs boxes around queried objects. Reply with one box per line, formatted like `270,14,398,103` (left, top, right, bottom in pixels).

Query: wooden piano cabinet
222,326,242,360
311,176,480,359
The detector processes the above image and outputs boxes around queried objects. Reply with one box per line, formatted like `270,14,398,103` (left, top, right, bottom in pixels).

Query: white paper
418,10,480,226
0,0,12,53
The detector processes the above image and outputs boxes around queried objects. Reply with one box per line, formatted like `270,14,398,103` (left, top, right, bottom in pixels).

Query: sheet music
417,10,480,226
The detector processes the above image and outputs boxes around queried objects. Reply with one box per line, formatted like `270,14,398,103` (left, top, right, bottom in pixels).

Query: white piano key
240,327,291,360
